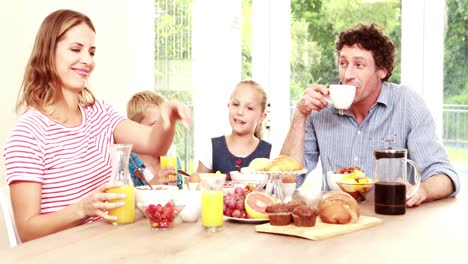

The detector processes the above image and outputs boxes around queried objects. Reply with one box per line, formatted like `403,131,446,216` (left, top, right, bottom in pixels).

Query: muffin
286,199,307,212
265,204,291,226
292,206,318,227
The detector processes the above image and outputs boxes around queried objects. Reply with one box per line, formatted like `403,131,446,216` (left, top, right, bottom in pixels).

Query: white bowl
188,182,199,191
229,170,268,189
135,185,179,208
173,191,201,222
326,171,348,191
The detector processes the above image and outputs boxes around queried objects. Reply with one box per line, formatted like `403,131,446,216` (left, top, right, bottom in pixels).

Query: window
443,0,468,173
150,0,467,175
153,0,194,172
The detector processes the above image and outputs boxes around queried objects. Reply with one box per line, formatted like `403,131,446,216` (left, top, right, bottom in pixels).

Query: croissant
318,191,360,224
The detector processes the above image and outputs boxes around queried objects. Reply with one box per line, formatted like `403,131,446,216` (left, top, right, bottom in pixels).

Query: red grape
224,191,250,218
232,209,241,218
228,199,236,210
224,208,232,217
236,200,244,210
234,187,245,196
240,211,247,219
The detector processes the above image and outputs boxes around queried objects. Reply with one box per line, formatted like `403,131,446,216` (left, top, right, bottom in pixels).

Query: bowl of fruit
336,170,374,203
139,200,185,230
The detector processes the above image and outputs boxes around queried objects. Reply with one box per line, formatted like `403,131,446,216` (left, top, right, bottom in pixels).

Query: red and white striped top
3,100,126,222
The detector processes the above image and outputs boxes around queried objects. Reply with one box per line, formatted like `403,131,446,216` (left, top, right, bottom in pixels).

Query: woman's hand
77,181,126,221
160,100,192,131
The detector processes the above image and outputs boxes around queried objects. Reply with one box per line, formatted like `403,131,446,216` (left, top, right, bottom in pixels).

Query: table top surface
1,191,467,264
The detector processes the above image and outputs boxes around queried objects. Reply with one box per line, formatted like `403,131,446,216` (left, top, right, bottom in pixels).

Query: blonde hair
231,80,268,139
127,90,167,123
16,9,96,114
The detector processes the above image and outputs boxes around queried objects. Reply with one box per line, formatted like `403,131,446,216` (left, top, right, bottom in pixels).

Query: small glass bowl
139,201,185,230
336,182,375,203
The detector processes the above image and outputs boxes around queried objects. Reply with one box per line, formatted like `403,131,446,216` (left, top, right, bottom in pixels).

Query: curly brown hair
335,23,396,81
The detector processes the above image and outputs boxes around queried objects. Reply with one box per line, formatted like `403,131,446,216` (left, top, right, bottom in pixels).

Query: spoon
177,169,191,177
133,168,153,189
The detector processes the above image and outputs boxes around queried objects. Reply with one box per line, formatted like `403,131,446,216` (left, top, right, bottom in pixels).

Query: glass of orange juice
160,155,177,181
200,172,226,232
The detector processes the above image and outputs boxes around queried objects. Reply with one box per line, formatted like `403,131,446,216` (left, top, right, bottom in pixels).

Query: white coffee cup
328,84,356,110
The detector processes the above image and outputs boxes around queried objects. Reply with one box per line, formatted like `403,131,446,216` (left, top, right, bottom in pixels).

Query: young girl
126,90,181,187
196,80,272,175
2,9,191,242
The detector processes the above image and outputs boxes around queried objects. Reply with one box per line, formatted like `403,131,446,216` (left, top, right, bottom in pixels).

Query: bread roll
269,155,303,172
248,158,272,171
318,191,360,224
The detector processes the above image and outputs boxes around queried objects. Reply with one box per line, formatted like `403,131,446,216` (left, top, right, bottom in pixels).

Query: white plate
241,168,308,176
224,216,269,224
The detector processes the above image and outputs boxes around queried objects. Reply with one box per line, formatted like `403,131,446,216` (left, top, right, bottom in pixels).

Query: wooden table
1,192,467,264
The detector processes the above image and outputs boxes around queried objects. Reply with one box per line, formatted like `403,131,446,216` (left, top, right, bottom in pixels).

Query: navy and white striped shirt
300,82,460,195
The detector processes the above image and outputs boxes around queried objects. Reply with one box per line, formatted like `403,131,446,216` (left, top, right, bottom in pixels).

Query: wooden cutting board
255,215,383,240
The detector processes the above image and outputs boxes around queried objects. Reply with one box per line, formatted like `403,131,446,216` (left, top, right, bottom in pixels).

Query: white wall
192,0,242,166
252,0,291,157
401,0,445,137
0,0,154,249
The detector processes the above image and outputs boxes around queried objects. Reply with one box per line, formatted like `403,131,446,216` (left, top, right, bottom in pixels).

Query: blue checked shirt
298,82,460,196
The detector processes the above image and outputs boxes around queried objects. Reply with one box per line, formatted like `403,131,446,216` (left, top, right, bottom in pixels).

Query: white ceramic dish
230,170,269,189
326,171,348,191
224,216,269,224
135,185,179,207
241,168,308,177
173,191,202,222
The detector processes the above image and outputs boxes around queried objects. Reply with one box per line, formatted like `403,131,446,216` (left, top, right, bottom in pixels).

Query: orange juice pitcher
107,144,135,225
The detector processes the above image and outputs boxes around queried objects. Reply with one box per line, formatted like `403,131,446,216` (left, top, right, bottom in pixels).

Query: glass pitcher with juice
107,144,135,225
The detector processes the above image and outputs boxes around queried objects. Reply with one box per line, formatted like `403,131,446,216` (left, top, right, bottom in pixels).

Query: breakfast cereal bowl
139,200,185,230
135,185,179,211
336,181,374,203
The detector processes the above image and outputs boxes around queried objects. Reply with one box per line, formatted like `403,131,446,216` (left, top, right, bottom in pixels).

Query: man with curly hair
281,23,460,207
